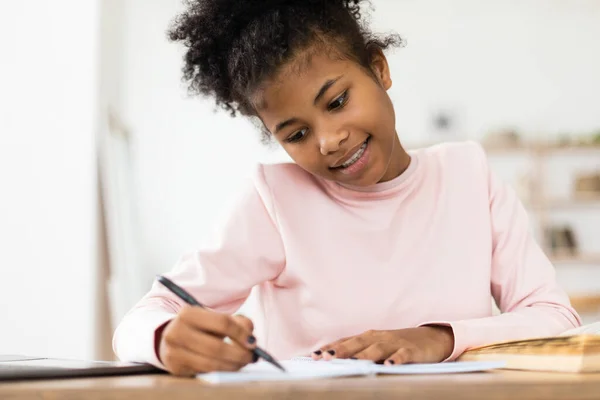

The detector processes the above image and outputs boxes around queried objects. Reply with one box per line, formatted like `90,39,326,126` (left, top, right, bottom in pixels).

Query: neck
378,134,411,183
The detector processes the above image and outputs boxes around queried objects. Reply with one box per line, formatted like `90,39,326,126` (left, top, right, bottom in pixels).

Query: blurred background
0,0,599,361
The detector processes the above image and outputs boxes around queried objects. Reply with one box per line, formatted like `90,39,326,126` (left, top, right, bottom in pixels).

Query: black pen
156,275,286,372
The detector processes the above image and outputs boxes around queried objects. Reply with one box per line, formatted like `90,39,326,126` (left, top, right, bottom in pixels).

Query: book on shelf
457,322,600,373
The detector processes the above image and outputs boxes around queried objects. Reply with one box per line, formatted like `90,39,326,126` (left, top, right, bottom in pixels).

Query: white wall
0,2,100,359
106,0,600,321
378,0,600,142
109,0,285,300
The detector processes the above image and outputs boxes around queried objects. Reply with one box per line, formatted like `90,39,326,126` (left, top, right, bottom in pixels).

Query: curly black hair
168,0,401,126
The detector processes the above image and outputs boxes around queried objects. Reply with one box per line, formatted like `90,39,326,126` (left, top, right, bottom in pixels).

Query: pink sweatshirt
112,141,580,368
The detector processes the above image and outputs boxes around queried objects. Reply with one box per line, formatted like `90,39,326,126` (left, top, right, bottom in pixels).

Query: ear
368,46,392,90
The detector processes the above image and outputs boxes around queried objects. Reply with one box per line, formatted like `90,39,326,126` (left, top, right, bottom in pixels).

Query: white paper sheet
561,321,600,336
196,357,505,384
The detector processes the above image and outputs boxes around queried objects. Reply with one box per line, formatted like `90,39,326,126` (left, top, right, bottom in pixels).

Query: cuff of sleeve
112,309,176,370
418,320,470,362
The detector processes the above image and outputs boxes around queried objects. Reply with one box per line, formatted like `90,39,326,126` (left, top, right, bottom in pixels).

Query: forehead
253,51,356,112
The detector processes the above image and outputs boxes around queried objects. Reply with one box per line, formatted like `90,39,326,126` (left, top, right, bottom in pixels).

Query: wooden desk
2,370,600,400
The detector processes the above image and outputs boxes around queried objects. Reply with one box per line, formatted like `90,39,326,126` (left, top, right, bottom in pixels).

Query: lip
330,137,370,168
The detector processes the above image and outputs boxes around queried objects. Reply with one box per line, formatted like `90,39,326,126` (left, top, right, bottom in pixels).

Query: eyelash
285,90,350,143
327,90,349,111
286,128,308,144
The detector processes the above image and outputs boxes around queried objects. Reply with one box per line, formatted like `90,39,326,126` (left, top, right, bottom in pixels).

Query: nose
318,128,350,156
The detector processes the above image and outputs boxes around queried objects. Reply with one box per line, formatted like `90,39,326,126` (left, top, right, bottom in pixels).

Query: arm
425,145,581,360
112,165,285,368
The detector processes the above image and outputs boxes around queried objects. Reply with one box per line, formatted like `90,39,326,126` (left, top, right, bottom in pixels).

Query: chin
342,163,387,187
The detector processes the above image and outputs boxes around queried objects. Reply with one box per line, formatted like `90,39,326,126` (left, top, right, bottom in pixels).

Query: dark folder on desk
0,355,164,381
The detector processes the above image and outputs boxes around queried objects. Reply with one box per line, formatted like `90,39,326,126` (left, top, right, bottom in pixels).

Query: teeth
341,141,367,168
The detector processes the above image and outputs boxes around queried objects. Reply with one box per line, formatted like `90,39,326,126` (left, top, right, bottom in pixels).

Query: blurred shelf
527,195,600,209
550,253,600,265
537,143,600,155
484,142,600,155
480,143,533,154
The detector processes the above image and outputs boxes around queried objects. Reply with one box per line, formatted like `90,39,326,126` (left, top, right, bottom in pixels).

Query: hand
157,306,257,376
312,326,454,365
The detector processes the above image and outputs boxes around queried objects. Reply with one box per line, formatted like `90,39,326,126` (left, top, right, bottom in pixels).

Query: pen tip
273,361,286,372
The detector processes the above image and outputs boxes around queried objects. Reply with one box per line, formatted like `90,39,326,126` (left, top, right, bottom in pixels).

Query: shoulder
250,162,316,191
418,140,488,166
415,140,490,177
411,141,493,196
246,161,320,210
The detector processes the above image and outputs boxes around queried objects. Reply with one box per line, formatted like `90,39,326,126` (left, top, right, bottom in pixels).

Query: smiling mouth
331,136,370,170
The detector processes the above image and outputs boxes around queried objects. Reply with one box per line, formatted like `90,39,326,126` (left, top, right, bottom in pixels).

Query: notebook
458,333,600,373
196,357,505,384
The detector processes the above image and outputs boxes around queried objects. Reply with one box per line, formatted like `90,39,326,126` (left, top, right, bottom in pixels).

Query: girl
113,0,580,376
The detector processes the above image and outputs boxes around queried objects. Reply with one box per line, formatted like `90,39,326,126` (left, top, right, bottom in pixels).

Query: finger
311,336,352,360
384,347,415,366
159,341,195,378
161,343,241,376
179,306,256,350
353,342,396,363
232,314,254,333
168,320,253,367
322,335,371,360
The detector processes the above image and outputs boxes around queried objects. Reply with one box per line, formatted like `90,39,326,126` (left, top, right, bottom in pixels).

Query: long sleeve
112,165,286,368
112,141,582,367
423,145,581,360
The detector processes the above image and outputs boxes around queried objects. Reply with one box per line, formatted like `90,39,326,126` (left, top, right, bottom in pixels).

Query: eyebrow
313,75,343,105
273,75,344,135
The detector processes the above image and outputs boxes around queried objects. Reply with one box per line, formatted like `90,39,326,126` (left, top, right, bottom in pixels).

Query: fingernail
313,350,322,356
247,335,256,345
252,352,259,363
327,350,335,356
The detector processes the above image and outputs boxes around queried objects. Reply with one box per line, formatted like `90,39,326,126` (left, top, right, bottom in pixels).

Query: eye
327,90,349,111
285,128,308,143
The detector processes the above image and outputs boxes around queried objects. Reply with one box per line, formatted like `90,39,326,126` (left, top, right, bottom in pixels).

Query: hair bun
220,0,355,33
167,0,398,119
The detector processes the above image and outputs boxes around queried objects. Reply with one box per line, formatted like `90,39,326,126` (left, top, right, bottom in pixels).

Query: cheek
348,94,391,134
